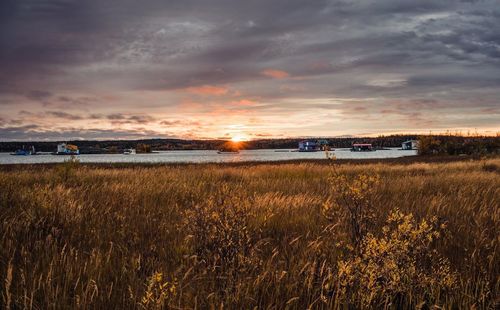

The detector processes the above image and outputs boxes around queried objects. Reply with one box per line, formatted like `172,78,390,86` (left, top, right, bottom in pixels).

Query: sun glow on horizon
230,135,247,142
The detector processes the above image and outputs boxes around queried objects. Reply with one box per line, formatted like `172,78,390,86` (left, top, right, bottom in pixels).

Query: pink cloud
230,99,258,106
183,85,229,96
261,69,290,79
177,99,204,111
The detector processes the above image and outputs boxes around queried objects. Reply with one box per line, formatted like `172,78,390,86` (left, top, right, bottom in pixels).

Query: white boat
55,143,79,155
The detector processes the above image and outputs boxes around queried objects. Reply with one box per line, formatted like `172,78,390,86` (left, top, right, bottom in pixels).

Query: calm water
0,148,417,164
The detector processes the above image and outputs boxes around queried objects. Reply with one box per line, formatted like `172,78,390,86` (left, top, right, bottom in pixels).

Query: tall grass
0,159,499,308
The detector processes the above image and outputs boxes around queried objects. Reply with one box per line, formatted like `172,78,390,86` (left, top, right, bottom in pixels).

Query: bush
136,143,152,153
334,209,456,308
418,135,500,156
55,155,80,182
140,272,177,309
323,172,380,249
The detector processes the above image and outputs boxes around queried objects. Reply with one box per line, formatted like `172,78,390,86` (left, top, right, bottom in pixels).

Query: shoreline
0,154,495,171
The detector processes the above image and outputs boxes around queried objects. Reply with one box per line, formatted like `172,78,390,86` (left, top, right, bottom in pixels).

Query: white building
402,140,419,150
57,143,79,155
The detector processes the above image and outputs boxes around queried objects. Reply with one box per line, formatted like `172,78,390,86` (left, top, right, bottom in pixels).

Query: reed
0,158,498,309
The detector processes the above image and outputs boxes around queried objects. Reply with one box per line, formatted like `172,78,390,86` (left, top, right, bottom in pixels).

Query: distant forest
0,135,498,154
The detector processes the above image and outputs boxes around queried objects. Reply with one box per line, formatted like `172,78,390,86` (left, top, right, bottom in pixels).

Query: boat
217,149,240,154
11,149,32,156
217,141,240,154
123,149,134,155
401,140,419,150
54,143,79,155
298,140,319,152
351,143,375,152
297,139,331,152
10,146,35,156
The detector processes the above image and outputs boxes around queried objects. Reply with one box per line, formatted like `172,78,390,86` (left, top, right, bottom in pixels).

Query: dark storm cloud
12,110,158,124
57,96,97,106
25,90,53,101
105,113,156,124
46,111,83,120
2,0,499,89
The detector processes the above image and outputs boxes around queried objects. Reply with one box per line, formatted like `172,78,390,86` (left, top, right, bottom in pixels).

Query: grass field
1,157,499,309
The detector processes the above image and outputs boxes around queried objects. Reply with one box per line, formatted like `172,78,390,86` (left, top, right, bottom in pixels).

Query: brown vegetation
136,143,152,154
0,158,499,308
418,135,499,156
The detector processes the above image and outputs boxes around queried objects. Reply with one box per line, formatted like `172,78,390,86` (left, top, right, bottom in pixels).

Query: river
0,148,417,164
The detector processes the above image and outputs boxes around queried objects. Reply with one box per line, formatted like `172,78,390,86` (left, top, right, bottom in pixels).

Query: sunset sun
230,135,247,143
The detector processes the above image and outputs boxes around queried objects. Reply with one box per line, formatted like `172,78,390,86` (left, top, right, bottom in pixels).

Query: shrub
136,144,152,153
140,272,177,309
323,172,380,250
335,209,456,308
418,135,500,156
184,202,253,271
55,155,80,182
182,187,256,304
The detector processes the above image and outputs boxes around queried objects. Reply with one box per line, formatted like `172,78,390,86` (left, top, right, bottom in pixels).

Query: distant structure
298,140,319,152
56,143,79,155
402,140,419,150
351,143,374,152
11,145,35,156
316,139,330,151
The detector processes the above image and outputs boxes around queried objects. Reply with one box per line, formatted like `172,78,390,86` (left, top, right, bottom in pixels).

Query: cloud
105,113,156,125
25,90,52,101
261,69,290,79
229,99,259,106
46,111,84,120
10,110,158,126
184,85,229,96
159,119,203,127
0,0,499,138
56,95,97,106
0,125,172,141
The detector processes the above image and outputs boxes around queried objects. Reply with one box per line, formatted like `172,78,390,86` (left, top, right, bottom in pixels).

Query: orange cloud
261,69,290,79
177,99,204,112
230,99,258,106
184,85,228,96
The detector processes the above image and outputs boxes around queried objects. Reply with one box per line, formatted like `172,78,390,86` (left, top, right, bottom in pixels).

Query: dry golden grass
0,158,499,309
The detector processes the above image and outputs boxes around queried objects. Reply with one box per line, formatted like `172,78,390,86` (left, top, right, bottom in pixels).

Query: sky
0,0,499,141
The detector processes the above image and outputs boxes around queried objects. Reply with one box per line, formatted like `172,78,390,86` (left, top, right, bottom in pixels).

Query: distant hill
0,135,497,154
0,135,413,153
